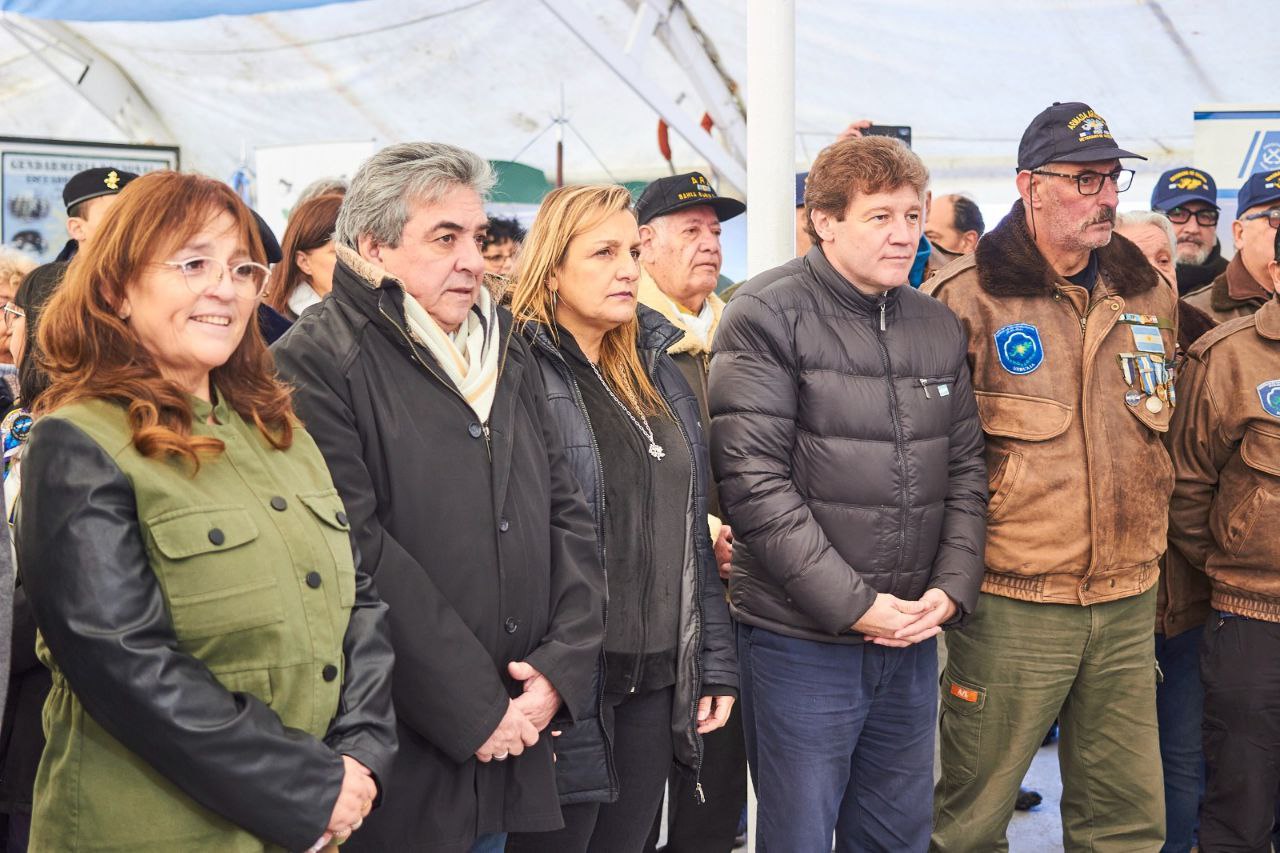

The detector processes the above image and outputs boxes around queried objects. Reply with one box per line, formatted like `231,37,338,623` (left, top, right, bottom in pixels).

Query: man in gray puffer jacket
708,135,986,852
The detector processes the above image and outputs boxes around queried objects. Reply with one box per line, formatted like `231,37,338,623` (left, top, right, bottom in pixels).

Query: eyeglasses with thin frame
159,256,271,298
1030,168,1135,195
1241,208,1280,229
1164,206,1220,227
1,303,24,329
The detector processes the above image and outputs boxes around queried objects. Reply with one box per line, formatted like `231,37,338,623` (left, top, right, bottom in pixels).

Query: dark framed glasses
1164,207,1220,227
1241,209,1280,229
1031,168,1135,196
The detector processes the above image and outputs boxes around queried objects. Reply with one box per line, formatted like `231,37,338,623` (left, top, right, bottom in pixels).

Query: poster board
254,140,376,243
0,136,179,263
1193,105,1280,244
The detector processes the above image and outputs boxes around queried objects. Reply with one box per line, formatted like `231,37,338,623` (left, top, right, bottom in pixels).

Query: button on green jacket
16,394,397,852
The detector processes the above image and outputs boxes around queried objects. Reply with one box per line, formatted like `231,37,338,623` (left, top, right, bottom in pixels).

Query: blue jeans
470,832,506,853
738,623,937,853
1155,629,1205,853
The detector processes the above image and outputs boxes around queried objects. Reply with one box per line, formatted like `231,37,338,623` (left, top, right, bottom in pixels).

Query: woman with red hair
16,171,396,852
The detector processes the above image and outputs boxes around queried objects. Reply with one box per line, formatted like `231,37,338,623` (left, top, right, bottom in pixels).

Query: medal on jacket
1137,355,1163,412
1118,353,1135,387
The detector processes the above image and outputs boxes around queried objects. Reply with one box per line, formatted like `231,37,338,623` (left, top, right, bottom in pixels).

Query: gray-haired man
273,142,604,853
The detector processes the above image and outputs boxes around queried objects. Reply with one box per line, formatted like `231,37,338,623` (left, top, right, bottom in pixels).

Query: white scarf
402,286,500,423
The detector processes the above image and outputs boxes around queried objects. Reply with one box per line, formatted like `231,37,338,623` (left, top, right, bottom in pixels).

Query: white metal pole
746,0,795,279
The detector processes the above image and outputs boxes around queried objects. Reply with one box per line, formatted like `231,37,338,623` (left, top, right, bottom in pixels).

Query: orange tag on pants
949,683,980,703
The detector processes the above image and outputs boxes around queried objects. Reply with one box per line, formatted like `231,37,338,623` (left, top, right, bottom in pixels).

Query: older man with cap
631,172,747,853
925,102,1177,852
1184,170,1280,325
1151,166,1228,296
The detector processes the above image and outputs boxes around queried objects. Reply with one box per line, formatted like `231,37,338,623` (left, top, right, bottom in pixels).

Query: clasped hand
852,589,957,647
311,755,376,850
474,661,562,763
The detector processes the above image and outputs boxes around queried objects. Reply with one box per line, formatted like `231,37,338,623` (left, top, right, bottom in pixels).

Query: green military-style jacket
17,393,396,852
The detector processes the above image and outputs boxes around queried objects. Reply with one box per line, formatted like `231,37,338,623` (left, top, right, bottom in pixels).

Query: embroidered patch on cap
994,323,1044,375
1258,380,1280,418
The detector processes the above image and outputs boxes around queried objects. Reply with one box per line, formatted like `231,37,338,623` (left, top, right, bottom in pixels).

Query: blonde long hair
510,184,668,418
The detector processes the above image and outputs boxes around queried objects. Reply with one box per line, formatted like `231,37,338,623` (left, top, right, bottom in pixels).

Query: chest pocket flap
975,391,1073,441
298,489,352,532
147,505,259,559
1241,426,1280,477
298,489,357,607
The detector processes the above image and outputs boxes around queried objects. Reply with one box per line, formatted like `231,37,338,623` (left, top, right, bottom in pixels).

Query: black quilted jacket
709,246,987,642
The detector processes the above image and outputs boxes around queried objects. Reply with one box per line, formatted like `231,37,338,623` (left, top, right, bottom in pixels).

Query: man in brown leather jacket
1168,225,1280,850
1183,169,1280,323
925,102,1176,852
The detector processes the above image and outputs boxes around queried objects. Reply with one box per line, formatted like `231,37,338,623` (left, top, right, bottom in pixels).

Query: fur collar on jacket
335,243,399,289
636,268,723,357
976,200,1160,299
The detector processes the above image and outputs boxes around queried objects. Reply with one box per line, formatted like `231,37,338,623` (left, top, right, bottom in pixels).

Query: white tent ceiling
0,0,1273,203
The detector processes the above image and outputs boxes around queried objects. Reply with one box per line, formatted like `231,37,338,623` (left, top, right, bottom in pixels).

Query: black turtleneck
1175,240,1229,296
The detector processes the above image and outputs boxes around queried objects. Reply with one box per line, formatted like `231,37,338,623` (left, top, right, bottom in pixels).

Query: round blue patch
994,323,1044,375
1257,380,1280,419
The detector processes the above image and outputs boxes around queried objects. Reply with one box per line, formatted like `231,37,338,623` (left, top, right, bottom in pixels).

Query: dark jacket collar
802,245,901,316
524,304,685,364
1215,254,1271,312
976,200,1161,299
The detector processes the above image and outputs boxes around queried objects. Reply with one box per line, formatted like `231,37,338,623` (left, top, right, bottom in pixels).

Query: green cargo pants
932,587,1164,852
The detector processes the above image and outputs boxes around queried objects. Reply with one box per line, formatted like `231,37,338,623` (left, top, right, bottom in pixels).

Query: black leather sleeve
17,417,344,851
323,543,398,800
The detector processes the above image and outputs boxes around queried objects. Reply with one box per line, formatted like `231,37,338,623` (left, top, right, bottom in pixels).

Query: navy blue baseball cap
1016,102,1146,172
1237,169,1280,215
1151,166,1218,211
795,172,809,207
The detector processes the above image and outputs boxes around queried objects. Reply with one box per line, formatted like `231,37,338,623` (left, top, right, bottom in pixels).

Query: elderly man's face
1234,203,1280,291
361,185,488,332
1167,200,1218,265
1116,221,1176,284
1025,158,1120,255
640,205,723,311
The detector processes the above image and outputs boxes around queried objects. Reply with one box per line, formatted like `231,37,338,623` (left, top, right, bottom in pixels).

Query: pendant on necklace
648,442,666,460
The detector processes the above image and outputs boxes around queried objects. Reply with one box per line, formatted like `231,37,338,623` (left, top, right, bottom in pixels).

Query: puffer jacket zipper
875,298,910,575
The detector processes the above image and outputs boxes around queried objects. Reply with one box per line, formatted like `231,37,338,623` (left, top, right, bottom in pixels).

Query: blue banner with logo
0,0,358,21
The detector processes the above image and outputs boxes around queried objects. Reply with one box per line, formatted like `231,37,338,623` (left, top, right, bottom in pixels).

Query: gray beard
1178,244,1212,266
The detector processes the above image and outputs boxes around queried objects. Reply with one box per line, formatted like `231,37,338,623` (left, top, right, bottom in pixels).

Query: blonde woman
505,185,736,853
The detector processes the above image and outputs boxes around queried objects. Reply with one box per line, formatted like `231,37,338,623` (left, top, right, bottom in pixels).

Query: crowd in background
0,97,1276,853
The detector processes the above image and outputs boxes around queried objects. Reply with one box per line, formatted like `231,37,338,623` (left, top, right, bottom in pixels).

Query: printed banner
1,137,179,263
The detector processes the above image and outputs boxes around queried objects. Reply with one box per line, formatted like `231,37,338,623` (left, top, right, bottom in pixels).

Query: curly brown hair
36,171,295,468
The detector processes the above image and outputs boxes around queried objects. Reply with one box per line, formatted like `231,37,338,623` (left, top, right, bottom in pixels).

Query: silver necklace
588,361,665,460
